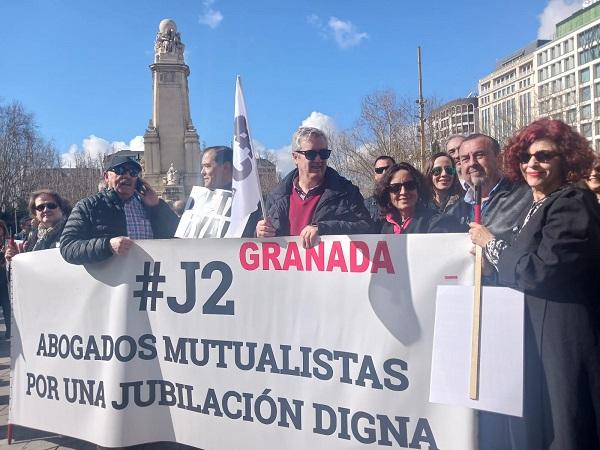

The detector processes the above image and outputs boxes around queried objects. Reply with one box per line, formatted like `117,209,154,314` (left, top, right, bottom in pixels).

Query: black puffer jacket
265,167,372,236
60,189,178,265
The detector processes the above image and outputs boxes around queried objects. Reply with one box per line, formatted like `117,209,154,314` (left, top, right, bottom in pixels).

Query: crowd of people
1,118,599,449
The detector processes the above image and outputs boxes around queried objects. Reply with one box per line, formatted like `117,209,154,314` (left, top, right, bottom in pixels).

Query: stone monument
143,19,201,201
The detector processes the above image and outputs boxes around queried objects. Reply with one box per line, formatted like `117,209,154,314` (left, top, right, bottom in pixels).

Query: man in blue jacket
255,126,371,248
60,155,178,265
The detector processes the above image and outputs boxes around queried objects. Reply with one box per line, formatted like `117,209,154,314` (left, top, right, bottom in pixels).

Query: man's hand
138,178,159,207
468,222,495,248
109,236,134,256
299,224,320,249
4,240,18,262
256,217,276,238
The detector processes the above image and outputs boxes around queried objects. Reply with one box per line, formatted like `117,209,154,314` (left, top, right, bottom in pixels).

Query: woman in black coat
5,189,71,260
470,118,600,450
373,162,463,234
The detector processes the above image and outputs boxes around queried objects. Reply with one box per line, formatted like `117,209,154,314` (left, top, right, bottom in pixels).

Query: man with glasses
255,126,371,248
364,155,396,221
448,133,532,241
61,155,178,265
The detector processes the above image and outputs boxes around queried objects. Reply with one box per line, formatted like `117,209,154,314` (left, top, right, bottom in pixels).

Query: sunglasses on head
374,166,390,174
295,149,331,161
35,202,58,212
109,166,140,177
518,150,560,164
431,165,456,176
388,181,418,193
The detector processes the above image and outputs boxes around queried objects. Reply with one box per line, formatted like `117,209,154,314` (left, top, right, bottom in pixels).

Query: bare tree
0,101,58,218
329,90,441,193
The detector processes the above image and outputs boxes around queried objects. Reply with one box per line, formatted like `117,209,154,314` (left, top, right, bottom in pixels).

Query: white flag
226,76,264,237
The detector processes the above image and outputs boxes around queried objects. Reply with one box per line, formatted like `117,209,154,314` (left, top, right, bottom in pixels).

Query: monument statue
164,162,180,186
154,19,184,62
143,19,202,201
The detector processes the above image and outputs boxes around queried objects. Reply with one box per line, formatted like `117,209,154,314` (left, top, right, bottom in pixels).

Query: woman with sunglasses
5,190,71,261
469,118,600,450
424,151,463,214
373,162,462,234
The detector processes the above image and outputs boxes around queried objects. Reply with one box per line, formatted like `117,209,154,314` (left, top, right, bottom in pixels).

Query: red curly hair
503,118,595,184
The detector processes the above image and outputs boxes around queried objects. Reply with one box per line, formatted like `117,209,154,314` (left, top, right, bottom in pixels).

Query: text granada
239,241,395,274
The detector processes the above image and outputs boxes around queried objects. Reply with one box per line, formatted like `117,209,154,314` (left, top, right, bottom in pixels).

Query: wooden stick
469,244,483,400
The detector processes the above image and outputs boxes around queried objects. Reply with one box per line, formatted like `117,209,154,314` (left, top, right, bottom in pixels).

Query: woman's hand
468,222,495,248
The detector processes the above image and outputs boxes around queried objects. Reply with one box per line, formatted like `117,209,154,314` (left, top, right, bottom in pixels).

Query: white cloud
307,14,368,49
537,0,582,39
199,0,223,29
327,17,368,49
61,135,143,167
301,111,338,134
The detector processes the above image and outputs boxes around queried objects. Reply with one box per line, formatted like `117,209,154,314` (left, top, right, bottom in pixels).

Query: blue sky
0,0,583,171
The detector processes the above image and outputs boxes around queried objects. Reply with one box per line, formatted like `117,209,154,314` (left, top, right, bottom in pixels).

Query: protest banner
11,234,477,449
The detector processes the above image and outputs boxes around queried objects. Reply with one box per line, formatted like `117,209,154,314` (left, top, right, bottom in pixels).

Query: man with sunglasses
255,126,371,248
61,155,179,265
448,133,532,242
364,155,396,221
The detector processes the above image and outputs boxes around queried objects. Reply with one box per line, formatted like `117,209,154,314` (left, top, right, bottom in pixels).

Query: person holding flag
255,126,372,248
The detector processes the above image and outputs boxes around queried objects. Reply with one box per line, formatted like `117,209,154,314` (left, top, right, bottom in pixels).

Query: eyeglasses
295,149,331,161
34,202,58,212
388,181,418,193
431,166,456,176
109,166,140,177
518,151,560,164
374,166,390,174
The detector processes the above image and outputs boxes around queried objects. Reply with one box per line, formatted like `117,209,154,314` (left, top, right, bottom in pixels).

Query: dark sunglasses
431,166,456,176
35,202,58,212
295,149,331,161
519,150,560,164
109,166,140,177
374,166,390,174
388,181,418,193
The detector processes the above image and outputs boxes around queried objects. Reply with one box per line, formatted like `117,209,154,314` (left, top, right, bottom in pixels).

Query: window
595,64,600,79
580,68,590,83
566,109,577,124
595,83,600,98
581,104,592,120
581,86,591,102
581,122,592,138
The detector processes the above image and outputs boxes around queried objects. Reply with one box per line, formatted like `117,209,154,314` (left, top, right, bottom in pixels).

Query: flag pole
469,179,483,400
236,75,266,219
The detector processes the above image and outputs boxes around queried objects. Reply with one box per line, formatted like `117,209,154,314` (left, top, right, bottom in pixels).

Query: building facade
536,3,600,150
478,41,547,144
429,97,478,146
478,2,600,150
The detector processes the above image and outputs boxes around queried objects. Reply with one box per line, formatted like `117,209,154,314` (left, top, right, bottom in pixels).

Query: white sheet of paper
429,285,524,417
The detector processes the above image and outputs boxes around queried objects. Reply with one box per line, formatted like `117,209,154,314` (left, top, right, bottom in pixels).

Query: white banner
11,234,477,449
